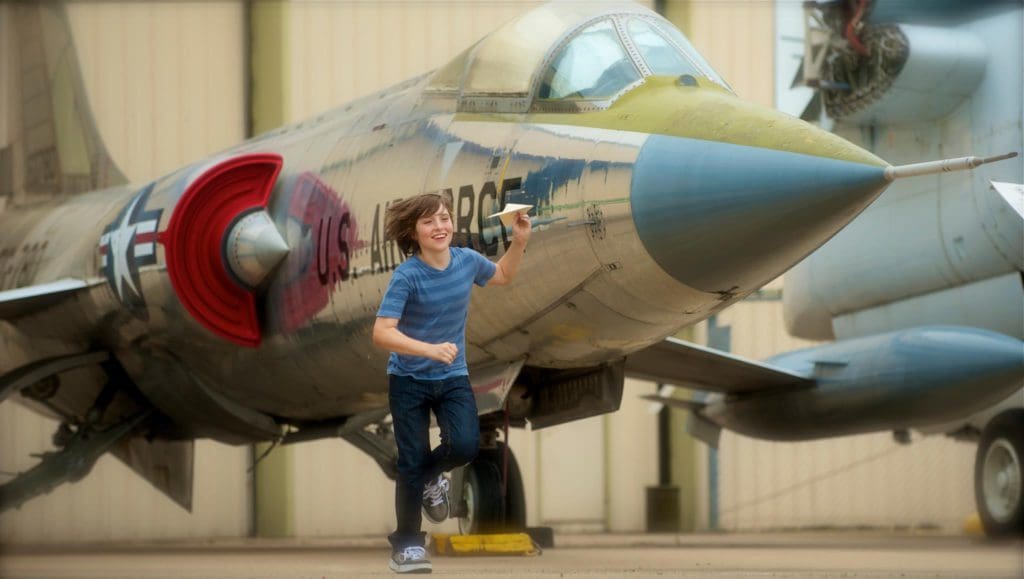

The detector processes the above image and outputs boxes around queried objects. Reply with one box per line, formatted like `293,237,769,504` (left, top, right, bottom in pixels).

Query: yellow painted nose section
470,76,886,167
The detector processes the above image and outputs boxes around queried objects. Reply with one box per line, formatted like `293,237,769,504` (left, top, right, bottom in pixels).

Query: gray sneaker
389,545,432,574
421,474,450,523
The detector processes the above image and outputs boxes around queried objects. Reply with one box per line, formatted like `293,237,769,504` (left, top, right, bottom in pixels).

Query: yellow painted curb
432,533,540,556
963,512,984,536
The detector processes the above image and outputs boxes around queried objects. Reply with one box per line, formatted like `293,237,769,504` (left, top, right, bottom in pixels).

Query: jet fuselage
0,73,890,430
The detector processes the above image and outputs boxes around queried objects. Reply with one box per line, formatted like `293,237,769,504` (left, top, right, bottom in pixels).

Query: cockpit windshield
627,18,701,77
538,20,641,100
638,17,730,88
425,4,731,113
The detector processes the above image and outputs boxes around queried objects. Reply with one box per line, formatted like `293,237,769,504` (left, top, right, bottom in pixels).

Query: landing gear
0,390,151,511
975,409,1023,537
457,441,526,534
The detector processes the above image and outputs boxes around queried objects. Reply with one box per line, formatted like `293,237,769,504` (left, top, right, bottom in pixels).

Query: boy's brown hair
384,193,453,256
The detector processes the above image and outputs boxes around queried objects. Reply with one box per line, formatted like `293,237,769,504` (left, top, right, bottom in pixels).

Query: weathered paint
457,77,886,166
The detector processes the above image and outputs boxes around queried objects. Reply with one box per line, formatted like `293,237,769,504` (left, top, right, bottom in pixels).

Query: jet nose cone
631,134,888,294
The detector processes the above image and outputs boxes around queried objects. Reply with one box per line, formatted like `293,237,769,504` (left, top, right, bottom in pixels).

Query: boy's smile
413,204,453,255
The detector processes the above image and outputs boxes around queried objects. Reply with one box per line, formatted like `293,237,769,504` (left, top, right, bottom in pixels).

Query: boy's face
412,203,453,254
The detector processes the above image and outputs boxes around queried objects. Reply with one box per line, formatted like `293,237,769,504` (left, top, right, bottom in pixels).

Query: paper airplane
990,181,1024,219
488,203,533,227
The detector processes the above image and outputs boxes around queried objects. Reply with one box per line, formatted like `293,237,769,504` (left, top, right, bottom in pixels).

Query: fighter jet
645,0,1024,538
0,1,1015,535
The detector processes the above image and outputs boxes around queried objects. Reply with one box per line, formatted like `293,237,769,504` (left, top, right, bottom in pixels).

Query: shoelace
423,477,449,506
401,546,427,561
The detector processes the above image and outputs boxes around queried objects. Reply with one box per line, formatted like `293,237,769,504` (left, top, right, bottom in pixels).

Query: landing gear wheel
458,442,526,534
975,410,1024,538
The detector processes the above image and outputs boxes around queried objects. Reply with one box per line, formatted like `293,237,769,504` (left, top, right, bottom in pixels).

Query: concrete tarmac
1,532,1022,578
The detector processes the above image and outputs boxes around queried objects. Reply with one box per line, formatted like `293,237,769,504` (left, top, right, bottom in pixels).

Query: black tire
458,442,527,534
974,409,1024,538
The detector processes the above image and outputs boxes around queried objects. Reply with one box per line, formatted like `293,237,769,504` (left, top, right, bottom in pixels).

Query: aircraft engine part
822,24,987,124
526,363,625,429
223,210,289,290
975,408,1024,537
130,347,282,444
785,180,1023,341
830,272,1024,341
704,326,1024,441
160,153,285,348
0,351,108,404
864,0,1012,25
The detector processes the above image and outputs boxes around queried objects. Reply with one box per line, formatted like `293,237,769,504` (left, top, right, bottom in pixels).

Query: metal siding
286,2,523,122
684,0,775,107
607,379,660,531
537,416,606,530
65,2,245,182
0,2,248,544
291,441,395,536
0,404,250,543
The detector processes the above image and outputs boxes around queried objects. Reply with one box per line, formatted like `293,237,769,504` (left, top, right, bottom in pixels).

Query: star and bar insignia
98,183,163,317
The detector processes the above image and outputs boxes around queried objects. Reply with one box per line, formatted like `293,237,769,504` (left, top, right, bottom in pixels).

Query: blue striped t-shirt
376,247,497,379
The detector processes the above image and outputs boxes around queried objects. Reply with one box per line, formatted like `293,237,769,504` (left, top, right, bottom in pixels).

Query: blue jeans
387,373,480,551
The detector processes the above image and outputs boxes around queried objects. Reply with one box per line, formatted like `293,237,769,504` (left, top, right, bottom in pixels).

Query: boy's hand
511,212,531,243
426,342,458,365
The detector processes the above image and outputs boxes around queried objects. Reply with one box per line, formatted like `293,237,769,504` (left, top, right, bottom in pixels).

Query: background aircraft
1,0,1017,539
650,0,1023,537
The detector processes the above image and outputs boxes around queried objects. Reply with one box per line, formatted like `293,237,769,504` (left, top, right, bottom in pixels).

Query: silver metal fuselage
2,4,894,440
0,77,732,425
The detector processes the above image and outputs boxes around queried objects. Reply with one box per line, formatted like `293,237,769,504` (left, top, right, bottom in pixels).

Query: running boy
372,193,531,574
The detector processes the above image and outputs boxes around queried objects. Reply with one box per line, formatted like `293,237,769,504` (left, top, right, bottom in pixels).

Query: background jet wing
624,337,815,393
0,278,99,319
638,394,706,411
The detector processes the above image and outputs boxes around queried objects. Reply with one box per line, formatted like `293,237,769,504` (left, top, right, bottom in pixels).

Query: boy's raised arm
489,212,531,286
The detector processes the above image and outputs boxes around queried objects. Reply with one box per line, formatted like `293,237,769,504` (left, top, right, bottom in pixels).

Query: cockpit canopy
426,2,730,113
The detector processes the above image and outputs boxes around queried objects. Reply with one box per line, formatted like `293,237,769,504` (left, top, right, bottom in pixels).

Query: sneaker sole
422,506,448,524
389,560,432,574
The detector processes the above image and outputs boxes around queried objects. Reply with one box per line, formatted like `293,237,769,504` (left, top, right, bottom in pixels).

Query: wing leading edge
623,336,815,393
0,278,97,319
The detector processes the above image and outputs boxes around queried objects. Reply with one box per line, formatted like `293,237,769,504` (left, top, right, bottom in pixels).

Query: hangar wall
1,0,980,543
0,1,251,543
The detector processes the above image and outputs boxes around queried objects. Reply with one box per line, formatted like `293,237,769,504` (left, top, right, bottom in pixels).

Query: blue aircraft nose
630,134,889,294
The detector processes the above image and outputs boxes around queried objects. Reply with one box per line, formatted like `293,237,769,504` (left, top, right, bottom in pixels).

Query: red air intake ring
159,154,283,347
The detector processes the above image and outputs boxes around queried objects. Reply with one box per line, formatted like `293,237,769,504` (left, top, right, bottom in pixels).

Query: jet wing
0,278,96,319
624,337,814,393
